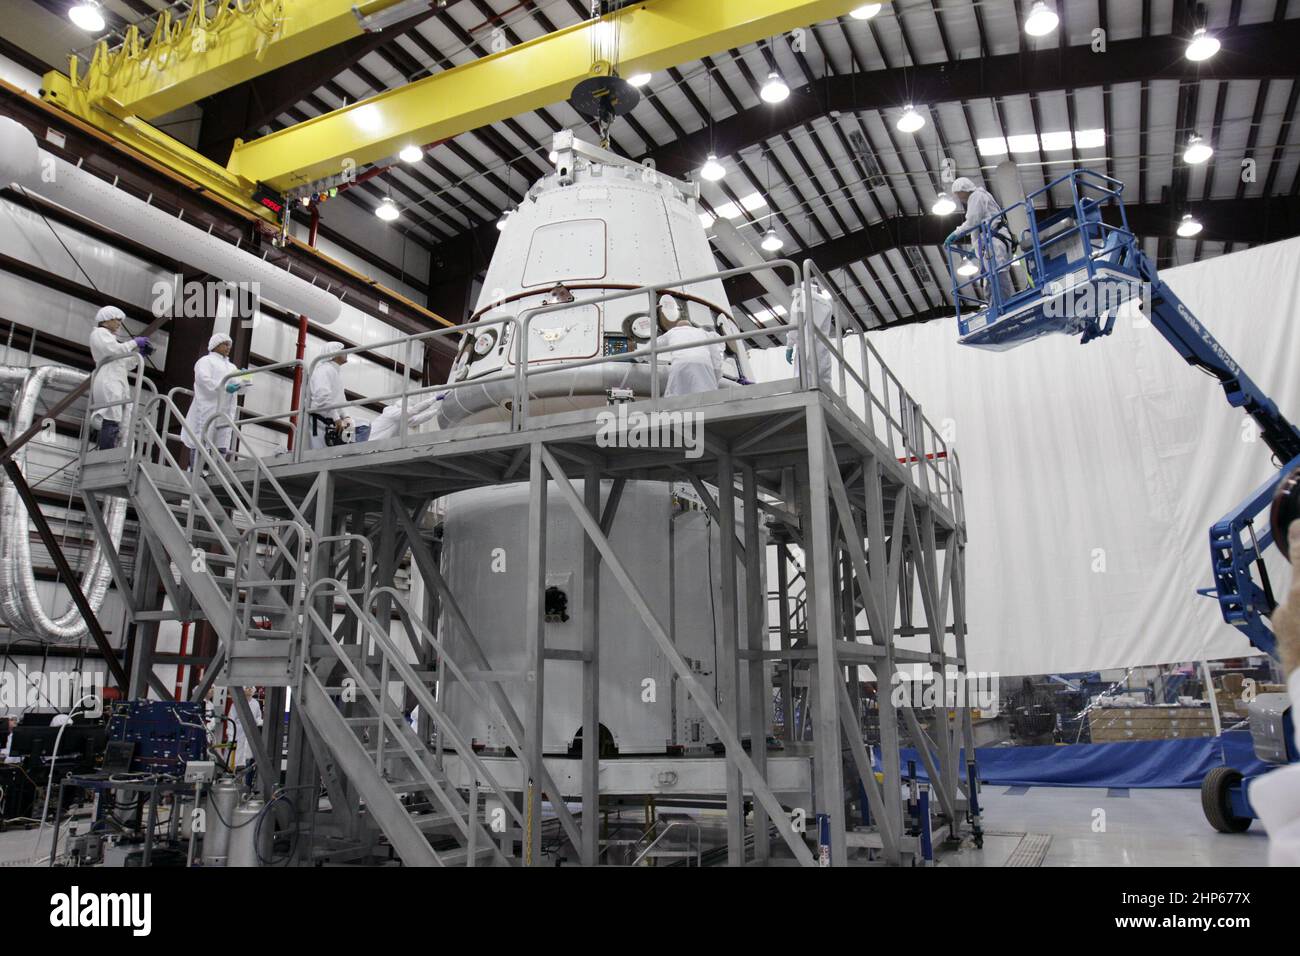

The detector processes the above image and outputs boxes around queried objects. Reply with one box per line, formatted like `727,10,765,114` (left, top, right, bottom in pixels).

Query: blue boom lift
944,169,1298,832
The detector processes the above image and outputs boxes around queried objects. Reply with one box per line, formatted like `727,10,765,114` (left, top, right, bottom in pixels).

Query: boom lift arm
944,170,1300,659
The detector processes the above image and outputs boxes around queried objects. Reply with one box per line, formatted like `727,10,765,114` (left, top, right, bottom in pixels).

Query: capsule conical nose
0,117,40,188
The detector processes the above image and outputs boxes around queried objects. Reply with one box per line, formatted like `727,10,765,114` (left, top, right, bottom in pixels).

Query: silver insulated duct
0,365,126,642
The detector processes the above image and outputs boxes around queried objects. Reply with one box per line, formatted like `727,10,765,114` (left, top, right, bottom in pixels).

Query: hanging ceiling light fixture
68,1,105,32
497,209,515,231
957,257,979,277
1183,134,1213,165
1185,27,1221,61
850,4,882,19
761,71,791,104
375,197,400,222
399,144,423,164
896,104,926,133
700,153,726,182
1023,1,1059,37
1177,213,1203,238
761,229,784,252
931,193,957,216
627,73,652,87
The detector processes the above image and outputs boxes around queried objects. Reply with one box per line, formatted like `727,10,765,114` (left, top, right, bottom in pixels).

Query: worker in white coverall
947,176,1014,306
367,393,441,442
657,296,723,397
785,282,835,388
233,688,262,772
1251,519,1300,865
307,341,351,449
88,306,153,450
182,333,249,466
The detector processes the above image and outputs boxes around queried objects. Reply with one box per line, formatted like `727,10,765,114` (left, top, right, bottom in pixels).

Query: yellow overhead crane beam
48,0,415,121
227,0,874,193
40,0,875,220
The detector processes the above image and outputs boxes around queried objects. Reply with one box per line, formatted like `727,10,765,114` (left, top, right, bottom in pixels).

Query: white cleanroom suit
660,324,724,397
88,308,145,428
786,286,835,387
183,334,245,454
307,342,350,450
950,178,1014,304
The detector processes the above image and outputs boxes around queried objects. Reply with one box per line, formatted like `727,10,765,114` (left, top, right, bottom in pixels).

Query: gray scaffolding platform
76,267,971,867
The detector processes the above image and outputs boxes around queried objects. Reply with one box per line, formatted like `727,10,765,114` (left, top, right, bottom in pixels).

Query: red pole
287,206,320,451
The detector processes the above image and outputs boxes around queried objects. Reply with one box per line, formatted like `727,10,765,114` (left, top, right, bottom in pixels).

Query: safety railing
300,579,524,860
944,169,1138,334
78,351,154,457
630,818,702,867
293,314,520,458
800,261,960,517
513,260,805,421
124,261,963,521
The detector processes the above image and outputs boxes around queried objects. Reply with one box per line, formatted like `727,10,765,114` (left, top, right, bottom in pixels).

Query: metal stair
98,394,533,865
296,581,527,866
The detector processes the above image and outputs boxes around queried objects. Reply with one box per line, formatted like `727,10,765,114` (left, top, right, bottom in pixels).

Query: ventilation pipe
0,116,343,324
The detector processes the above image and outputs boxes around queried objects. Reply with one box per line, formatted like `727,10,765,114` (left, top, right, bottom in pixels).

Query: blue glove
134,336,154,356
944,232,958,246
785,346,794,365
225,381,241,394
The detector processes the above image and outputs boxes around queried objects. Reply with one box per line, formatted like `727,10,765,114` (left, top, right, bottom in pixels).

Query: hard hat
209,333,233,351
95,306,126,326
951,177,977,194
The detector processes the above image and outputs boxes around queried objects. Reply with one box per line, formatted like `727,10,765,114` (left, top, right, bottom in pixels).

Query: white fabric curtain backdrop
752,237,1300,675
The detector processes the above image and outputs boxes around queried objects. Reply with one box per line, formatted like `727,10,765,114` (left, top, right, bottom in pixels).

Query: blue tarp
882,731,1270,789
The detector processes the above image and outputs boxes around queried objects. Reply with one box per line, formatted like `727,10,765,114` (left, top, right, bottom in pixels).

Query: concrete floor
940,785,1268,866
0,786,1270,866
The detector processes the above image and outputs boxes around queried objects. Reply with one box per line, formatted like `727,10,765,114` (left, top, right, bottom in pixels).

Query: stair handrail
630,818,702,867
302,579,526,833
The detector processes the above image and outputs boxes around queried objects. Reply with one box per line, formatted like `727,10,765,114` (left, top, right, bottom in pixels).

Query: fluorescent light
69,2,105,32
850,4,882,18
627,73,652,88
1039,130,1073,152
1186,27,1220,62
1183,134,1213,164
1024,1,1059,37
896,104,925,133
761,229,784,252
1006,133,1039,154
497,209,514,231
957,257,979,277
399,144,423,163
713,192,768,220
700,153,726,182
761,72,790,104
1074,128,1106,149
375,198,400,222
979,129,1105,156
1177,214,1203,238
931,193,957,216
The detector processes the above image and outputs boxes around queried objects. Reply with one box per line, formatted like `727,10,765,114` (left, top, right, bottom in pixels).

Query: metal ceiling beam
225,0,877,191
721,195,1300,305
645,16,1300,179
